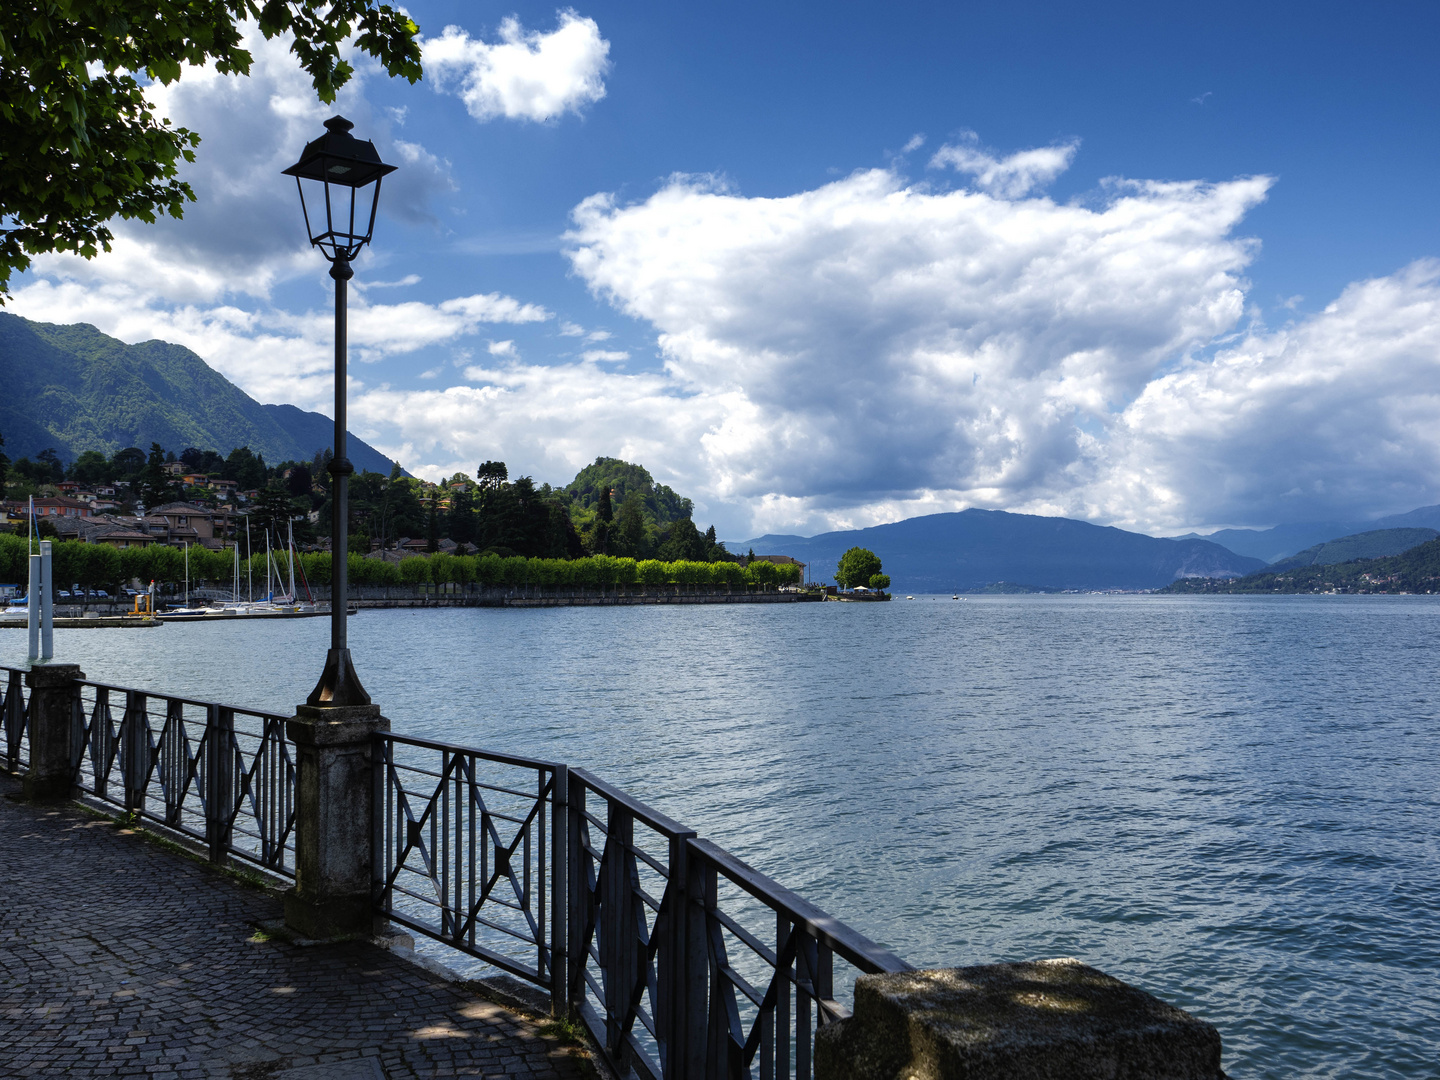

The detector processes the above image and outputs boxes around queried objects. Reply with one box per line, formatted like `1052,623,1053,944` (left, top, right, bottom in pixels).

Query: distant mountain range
1265,528,1439,573
1165,535,1440,595
1175,506,1440,564
735,508,1266,592
0,313,399,475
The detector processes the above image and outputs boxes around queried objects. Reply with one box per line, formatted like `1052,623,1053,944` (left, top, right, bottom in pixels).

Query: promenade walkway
0,775,589,1079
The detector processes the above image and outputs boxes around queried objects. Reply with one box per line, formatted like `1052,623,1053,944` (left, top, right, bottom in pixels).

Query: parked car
58,590,71,599
94,589,110,599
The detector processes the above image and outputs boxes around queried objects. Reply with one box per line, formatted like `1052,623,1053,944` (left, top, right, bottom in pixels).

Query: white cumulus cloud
1097,261,1440,529
423,11,610,123
563,165,1270,531
930,131,1080,198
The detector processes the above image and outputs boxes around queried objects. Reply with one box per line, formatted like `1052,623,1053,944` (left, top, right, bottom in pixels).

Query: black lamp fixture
284,116,395,708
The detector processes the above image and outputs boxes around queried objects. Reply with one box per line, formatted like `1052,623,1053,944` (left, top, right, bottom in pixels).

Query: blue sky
12,1,1440,537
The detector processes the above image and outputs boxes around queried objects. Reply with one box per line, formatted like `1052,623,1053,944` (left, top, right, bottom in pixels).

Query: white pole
288,520,296,601
246,518,253,602
266,530,272,602
184,541,189,606
26,553,40,662
39,540,53,660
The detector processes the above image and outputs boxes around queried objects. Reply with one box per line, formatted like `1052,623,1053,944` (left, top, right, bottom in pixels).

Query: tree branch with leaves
0,0,423,298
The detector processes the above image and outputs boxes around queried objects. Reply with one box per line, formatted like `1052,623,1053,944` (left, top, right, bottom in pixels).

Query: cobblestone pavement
0,776,590,1079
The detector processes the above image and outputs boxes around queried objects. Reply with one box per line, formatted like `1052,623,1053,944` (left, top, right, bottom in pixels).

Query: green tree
448,484,475,547
137,441,173,508
835,547,883,589
69,449,112,484
869,573,891,591
658,517,705,562
249,487,301,545
286,463,313,498
612,492,648,558
34,448,64,484
111,446,146,477
593,485,613,555
425,494,439,553
223,446,267,490
0,0,423,298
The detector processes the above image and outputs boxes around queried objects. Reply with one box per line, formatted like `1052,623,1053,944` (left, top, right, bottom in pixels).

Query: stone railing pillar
816,959,1225,1080
23,664,84,801
283,703,388,939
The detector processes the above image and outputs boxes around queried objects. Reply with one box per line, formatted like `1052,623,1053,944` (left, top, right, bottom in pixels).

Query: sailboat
162,542,213,616
159,518,345,621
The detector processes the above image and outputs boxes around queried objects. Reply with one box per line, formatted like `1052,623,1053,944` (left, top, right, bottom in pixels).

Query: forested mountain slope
0,313,398,474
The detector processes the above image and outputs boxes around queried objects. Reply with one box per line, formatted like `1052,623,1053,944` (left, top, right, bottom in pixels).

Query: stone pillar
816,958,1225,1080
283,703,388,939
23,664,83,801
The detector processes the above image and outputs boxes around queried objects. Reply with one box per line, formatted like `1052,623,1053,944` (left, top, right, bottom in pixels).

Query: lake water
5,595,1438,1078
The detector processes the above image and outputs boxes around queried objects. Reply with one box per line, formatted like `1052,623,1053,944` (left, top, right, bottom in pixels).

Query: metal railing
70,678,298,875
1,665,297,876
2,668,29,771
567,769,910,1080
1,664,908,1079
372,732,566,1005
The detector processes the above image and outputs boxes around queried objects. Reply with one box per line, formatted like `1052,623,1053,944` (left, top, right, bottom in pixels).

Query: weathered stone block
815,958,1224,1080
22,663,83,802
284,702,388,939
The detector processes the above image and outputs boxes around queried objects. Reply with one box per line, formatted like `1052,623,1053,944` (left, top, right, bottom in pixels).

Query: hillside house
32,496,94,519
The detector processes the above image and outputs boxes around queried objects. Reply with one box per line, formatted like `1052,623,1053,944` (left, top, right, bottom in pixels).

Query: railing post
603,800,636,1068
122,691,149,813
684,842,710,1079
550,763,568,1017
205,705,235,864
660,833,690,1078
283,703,388,939
21,664,84,801
567,771,587,1021
3,669,25,769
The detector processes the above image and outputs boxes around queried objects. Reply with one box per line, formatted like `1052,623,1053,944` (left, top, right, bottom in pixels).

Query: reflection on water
6,594,1439,1079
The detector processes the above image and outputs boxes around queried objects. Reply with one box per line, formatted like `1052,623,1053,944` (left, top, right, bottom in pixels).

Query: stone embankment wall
340,584,817,607
45,584,820,614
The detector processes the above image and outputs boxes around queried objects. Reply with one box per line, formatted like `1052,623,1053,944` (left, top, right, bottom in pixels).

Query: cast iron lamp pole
284,116,396,707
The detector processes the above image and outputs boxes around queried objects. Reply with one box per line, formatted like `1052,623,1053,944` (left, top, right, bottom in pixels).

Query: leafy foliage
0,531,802,593
0,0,423,297
834,546,883,589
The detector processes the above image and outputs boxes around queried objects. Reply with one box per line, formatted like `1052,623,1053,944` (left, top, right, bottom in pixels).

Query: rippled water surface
6,595,1440,1078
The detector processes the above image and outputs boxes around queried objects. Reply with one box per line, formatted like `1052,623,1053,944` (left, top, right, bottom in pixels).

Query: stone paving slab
0,775,590,1079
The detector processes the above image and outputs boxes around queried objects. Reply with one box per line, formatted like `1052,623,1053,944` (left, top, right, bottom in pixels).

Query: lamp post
284,116,396,707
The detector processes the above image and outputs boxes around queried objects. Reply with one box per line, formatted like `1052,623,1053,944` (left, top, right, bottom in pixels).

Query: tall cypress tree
595,486,613,555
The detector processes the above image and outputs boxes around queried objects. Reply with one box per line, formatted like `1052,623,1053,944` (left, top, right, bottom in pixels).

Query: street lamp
284,116,395,707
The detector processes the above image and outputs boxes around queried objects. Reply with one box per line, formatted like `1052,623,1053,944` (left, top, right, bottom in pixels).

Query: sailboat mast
184,542,189,606
288,520,296,600
266,530,272,602
246,518,253,602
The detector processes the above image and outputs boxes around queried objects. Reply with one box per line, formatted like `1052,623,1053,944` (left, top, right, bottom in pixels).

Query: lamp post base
306,647,372,708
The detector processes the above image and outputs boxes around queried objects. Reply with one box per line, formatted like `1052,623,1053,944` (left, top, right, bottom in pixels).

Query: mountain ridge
735,508,1266,591
0,313,399,475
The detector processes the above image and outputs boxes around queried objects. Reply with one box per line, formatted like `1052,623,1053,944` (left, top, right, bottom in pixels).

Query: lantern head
283,116,397,263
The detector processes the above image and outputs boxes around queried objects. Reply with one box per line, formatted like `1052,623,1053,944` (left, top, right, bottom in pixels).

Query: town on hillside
0,439,808,576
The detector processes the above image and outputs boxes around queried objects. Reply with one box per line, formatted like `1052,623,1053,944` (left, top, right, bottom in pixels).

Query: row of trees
0,533,801,594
